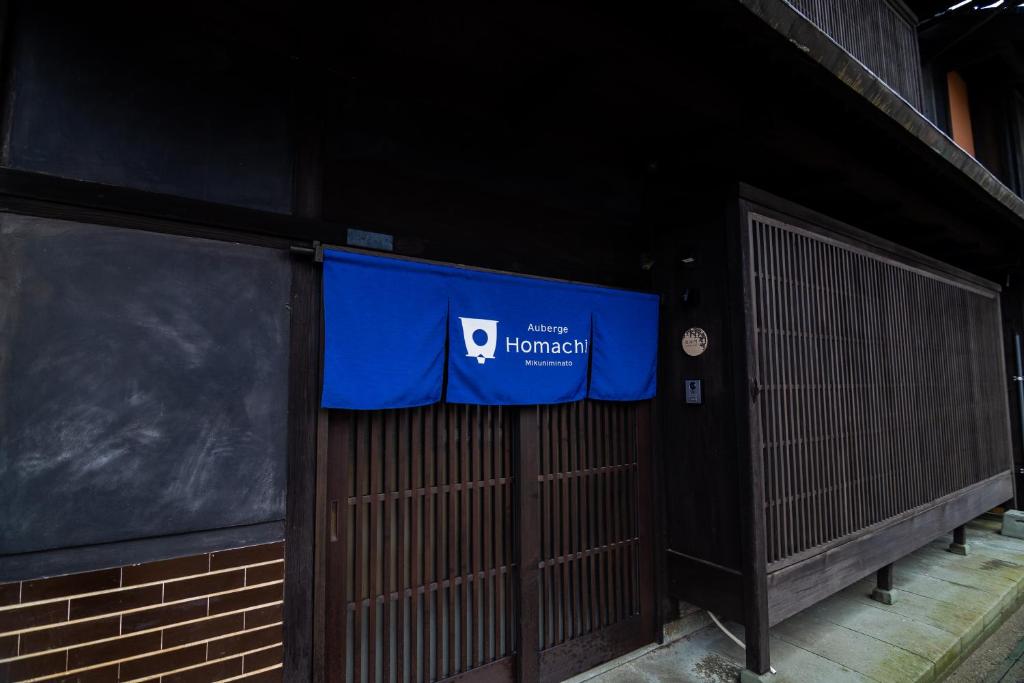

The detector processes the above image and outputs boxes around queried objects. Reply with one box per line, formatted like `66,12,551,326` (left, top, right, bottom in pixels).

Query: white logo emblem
459,317,499,364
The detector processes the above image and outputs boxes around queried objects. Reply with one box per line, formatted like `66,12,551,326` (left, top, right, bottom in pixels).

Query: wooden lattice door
325,405,517,683
524,401,656,683
324,401,655,683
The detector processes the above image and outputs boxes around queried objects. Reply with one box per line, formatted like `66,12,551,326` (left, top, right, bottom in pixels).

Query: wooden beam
738,184,1002,294
283,53,326,682
0,522,284,583
766,472,1013,625
283,257,320,683
731,198,771,675
0,167,305,247
0,0,11,166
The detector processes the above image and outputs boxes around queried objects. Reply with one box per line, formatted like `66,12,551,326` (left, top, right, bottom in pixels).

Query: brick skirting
0,542,284,682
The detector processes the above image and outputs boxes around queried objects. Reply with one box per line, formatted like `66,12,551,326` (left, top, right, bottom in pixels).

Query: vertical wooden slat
472,406,482,669
509,407,518,659
772,223,789,559
895,266,916,510
802,231,817,551
369,413,382,683
426,405,438,683
603,404,615,628
611,406,622,625
762,221,781,562
326,413,350,683
382,412,393,683
483,407,494,666
618,405,626,626
460,405,472,673
353,414,366,683
446,406,458,676
539,406,550,648
592,401,602,631
410,410,422,683
553,405,561,644
433,407,445,680
766,220,782,560
823,241,848,540
577,403,588,630
581,401,598,634
562,405,574,638
396,411,408,683
518,406,541,683
842,247,864,532
858,255,876,527
497,408,509,660
569,404,581,639
618,405,630,621
791,229,807,554
812,237,829,546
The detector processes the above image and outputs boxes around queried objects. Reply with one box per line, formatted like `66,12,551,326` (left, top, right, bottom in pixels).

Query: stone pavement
986,637,1024,683
572,516,1024,683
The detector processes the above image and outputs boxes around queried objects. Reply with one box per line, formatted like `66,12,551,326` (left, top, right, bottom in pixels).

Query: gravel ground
944,600,1024,683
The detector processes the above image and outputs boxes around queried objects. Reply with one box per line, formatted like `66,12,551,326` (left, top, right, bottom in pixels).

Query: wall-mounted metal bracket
289,240,323,262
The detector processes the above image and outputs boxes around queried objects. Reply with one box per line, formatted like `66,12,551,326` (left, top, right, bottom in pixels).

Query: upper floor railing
789,0,925,110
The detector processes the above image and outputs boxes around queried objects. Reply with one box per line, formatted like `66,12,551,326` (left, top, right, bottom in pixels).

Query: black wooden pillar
283,21,327,680
877,564,894,591
0,0,11,139
517,407,541,682
949,524,969,555
1000,269,1024,510
731,198,771,677
870,563,896,605
284,238,321,682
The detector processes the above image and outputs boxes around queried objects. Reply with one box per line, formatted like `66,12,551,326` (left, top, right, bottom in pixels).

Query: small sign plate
684,379,703,405
682,327,708,357
347,227,394,252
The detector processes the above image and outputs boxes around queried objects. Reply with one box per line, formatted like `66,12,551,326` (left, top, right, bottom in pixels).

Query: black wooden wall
0,1,305,577
1,1,293,213
0,215,291,556
1,2,1024,676
653,192,748,623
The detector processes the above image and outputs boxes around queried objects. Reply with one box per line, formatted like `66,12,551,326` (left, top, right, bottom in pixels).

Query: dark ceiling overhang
9,1,1024,279
749,0,1024,211
739,0,1024,230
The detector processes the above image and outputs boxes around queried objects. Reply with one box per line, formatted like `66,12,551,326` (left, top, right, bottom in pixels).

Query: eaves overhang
737,0,1024,229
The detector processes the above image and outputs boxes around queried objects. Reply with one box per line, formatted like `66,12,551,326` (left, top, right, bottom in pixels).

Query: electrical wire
707,611,777,675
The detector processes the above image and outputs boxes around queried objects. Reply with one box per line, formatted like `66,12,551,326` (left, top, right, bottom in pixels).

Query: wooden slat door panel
325,400,655,683
327,405,517,683
532,400,656,683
